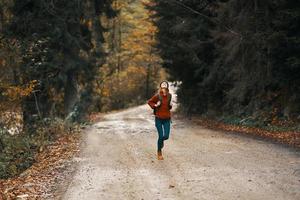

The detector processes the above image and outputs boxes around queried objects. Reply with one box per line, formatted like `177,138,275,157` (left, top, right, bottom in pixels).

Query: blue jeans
155,117,171,151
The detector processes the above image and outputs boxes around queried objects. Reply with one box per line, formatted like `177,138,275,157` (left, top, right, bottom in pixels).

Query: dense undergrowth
0,119,76,179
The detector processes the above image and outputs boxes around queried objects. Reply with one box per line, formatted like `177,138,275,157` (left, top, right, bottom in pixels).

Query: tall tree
1,0,116,127
96,0,165,111
149,0,300,122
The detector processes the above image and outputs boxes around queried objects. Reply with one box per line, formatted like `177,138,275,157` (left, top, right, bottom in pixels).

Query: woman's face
160,82,168,88
161,88,167,93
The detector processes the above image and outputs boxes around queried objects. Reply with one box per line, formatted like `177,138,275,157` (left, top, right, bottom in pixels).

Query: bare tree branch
164,0,243,39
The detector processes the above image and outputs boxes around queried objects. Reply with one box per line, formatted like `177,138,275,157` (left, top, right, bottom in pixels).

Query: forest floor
57,104,300,200
0,132,81,199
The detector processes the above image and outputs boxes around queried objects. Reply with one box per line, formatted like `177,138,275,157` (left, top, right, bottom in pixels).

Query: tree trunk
64,71,78,116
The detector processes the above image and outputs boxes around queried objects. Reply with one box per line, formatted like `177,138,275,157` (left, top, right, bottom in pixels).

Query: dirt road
61,104,300,200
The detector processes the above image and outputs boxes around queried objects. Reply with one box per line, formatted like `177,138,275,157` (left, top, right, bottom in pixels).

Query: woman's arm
147,94,159,109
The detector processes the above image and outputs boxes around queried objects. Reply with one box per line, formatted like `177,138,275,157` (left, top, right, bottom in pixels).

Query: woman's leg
162,119,171,141
155,117,164,152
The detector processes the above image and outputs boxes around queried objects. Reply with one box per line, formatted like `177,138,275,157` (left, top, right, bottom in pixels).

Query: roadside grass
174,108,300,148
0,118,77,179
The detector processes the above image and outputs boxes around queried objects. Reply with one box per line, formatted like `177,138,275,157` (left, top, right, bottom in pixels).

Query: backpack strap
168,93,172,105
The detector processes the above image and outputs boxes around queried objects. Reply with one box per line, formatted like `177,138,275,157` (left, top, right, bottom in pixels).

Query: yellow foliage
87,20,93,29
1,80,38,101
96,0,167,111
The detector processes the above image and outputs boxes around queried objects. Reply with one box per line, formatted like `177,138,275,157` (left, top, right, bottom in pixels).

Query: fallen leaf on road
169,184,175,189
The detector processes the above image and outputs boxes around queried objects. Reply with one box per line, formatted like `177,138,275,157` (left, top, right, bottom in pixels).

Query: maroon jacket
147,90,172,119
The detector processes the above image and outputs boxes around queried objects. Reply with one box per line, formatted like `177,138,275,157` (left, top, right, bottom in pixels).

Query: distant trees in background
149,0,300,124
96,0,166,112
0,0,164,126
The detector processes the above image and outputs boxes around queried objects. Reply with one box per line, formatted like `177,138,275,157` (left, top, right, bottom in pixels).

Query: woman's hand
155,101,161,107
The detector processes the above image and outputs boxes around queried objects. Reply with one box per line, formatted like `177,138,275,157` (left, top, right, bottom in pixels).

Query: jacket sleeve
147,94,158,109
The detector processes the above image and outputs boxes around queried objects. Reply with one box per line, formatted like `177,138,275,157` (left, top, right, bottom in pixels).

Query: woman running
147,81,172,160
